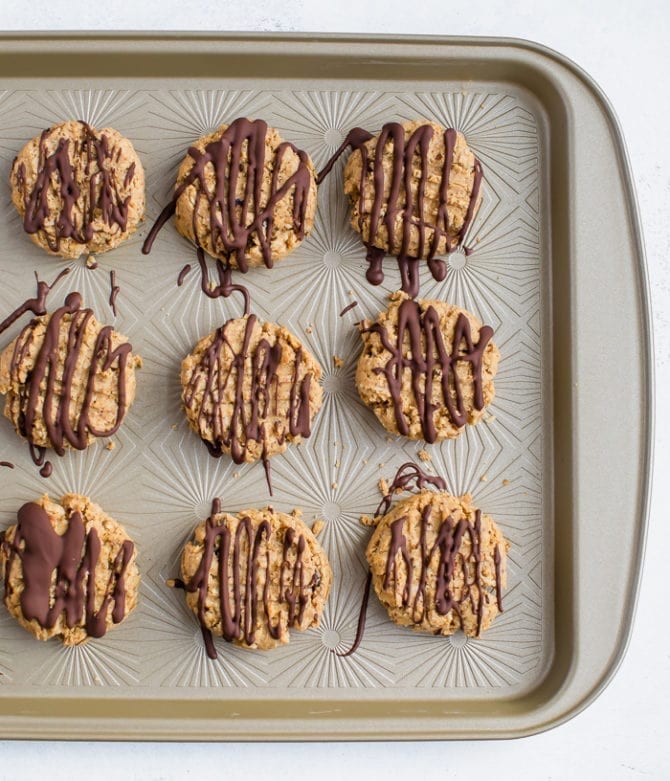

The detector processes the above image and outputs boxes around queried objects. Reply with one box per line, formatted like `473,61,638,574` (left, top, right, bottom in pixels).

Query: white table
1,2,668,778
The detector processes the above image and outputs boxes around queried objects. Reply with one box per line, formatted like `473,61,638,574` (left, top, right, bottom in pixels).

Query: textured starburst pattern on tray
15,621,141,687
139,575,270,687
270,580,395,688
271,90,395,171
23,90,147,134
0,83,549,693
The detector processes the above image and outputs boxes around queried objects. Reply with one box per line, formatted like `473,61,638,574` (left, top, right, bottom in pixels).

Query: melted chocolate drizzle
0,461,14,469
374,461,447,517
184,499,316,659
182,313,313,484
317,123,483,298
364,298,493,443
9,292,134,458
0,268,70,337
195,247,250,316
142,118,314,272
17,122,133,252
1,502,134,638
177,263,192,287
339,300,358,317
108,270,120,317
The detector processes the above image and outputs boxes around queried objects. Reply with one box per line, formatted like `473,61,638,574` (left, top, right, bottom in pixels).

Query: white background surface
1,1,669,778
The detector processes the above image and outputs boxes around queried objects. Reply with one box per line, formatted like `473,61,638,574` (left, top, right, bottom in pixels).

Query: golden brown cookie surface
10,120,145,259
0,494,139,645
0,293,141,454
170,118,317,270
366,490,507,637
181,314,323,464
180,502,332,652
356,291,498,441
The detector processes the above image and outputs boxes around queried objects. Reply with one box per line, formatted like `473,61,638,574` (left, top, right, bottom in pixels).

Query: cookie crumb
417,449,431,462
378,478,389,496
166,578,177,588
378,462,385,469
233,472,240,479
305,326,313,334
312,520,325,535
360,514,377,527
480,474,488,482
170,423,177,430
334,459,341,469
333,355,344,368
105,441,115,451
502,479,511,486
485,414,497,424
331,481,338,490
85,254,97,269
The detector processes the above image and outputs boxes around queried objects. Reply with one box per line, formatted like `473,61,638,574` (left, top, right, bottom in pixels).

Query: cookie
10,120,145,259
180,501,332,652
144,117,317,271
181,314,323,464
356,292,498,442
0,493,139,644
366,490,507,637
343,120,482,297
0,292,142,455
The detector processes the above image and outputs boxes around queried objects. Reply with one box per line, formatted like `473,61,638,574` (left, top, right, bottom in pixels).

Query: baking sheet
0,34,651,740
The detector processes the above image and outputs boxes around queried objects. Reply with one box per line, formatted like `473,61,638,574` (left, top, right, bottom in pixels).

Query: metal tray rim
0,31,653,741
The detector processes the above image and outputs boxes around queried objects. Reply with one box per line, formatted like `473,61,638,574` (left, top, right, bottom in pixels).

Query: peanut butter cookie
10,120,145,259
181,314,322,464
180,501,332,652
366,489,507,637
0,493,139,644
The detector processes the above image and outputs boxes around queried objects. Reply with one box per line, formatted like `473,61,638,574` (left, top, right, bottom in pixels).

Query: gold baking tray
0,33,651,740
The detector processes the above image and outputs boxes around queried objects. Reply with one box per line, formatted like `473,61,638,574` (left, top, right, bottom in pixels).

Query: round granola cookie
343,120,482,297
165,117,317,270
181,314,323,464
0,292,142,454
180,501,332,652
356,291,498,442
366,490,507,637
0,493,139,645
10,120,145,259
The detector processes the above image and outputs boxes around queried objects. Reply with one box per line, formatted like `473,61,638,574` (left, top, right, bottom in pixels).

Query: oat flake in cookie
143,118,318,270
10,120,145,259
366,490,507,638
339,120,482,298
0,494,139,645
180,501,332,654
0,293,142,464
356,291,498,442
181,314,323,465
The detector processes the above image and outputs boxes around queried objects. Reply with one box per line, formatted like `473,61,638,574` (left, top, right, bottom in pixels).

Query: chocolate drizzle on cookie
184,499,318,658
142,118,314,271
15,121,133,253
383,507,503,635
364,298,494,443
318,123,482,298
1,502,134,638
9,292,134,456
182,314,313,483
